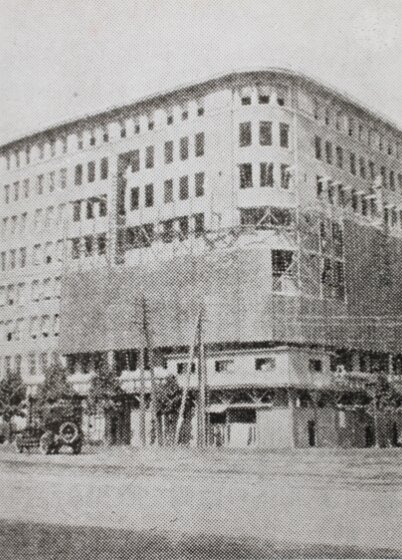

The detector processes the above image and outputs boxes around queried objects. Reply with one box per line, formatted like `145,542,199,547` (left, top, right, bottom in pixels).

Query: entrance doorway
308,420,316,447
365,425,374,447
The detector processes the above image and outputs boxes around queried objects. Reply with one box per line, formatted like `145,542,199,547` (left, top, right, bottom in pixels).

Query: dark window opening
239,122,252,147
239,163,253,189
259,121,272,146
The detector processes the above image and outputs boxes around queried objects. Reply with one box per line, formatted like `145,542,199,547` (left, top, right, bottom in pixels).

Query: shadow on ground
0,519,399,560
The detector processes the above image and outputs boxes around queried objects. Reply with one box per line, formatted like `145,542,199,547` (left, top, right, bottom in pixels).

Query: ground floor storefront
79,388,402,450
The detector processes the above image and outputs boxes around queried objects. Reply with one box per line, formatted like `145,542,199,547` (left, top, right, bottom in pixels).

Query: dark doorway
391,422,399,447
365,425,374,447
110,415,119,446
308,420,316,447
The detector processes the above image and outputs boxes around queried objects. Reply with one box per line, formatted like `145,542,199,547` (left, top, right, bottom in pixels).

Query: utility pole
142,295,159,446
138,316,146,448
197,306,208,448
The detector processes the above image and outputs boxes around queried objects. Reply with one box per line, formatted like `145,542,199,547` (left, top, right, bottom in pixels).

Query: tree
36,363,79,431
155,375,193,445
0,369,26,442
87,360,125,413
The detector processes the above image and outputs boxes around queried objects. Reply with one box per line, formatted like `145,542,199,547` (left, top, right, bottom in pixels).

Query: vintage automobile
15,421,83,455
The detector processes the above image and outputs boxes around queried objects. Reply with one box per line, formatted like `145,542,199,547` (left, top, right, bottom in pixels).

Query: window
54,277,62,298
182,110,188,120
131,187,139,210
313,99,320,120
44,242,53,264
120,127,126,138
369,161,375,181
97,234,107,255
103,132,109,142
359,157,366,179
348,116,354,137
28,353,36,376
177,362,196,375
1,252,6,272
75,164,83,186
86,200,94,220
259,94,269,104
167,115,173,125
215,360,234,373
272,250,297,292
73,201,81,222
195,132,204,157
194,213,205,237
276,87,287,106
88,161,95,183
60,168,67,189
350,153,356,176
239,122,252,147
239,163,253,189
30,317,39,339
14,181,19,201
145,146,154,168
40,352,48,372
43,278,52,299
84,236,93,257
31,280,40,302
23,179,30,198
164,179,173,203
309,359,322,372
134,124,140,134
197,106,204,116
48,171,55,192
390,170,395,191
161,220,174,243
178,216,189,240
145,184,154,207
255,357,276,371
315,136,322,160
9,250,16,270
19,247,26,268
180,137,189,160
99,198,107,217
279,123,290,148
37,174,44,194
280,164,291,189
164,141,173,164
53,315,60,337
241,96,251,105
325,141,332,164
131,149,140,172
71,238,80,259
33,244,42,266
179,176,189,200
260,162,274,188
380,166,387,187
100,157,108,180
195,172,205,197
4,184,10,204
45,206,54,228
336,146,343,169
325,107,331,126
259,121,272,146
351,190,358,213
90,136,96,146
7,284,15,305
148,121,154,131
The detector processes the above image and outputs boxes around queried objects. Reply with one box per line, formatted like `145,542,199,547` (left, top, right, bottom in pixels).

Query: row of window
239,162,292,190
316,176,402,230
0,314,60,343
3,101,207,171
0,277,61,307
1,241,63,272
69,214,206,258
129,172,205,211
3,158,109,205
1,204,68,239
239,121,290,149
313,98,401,160
0,351,61,377
315,136,402,190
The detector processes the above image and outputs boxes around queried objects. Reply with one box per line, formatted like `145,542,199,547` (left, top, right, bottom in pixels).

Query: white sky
0,0,401,145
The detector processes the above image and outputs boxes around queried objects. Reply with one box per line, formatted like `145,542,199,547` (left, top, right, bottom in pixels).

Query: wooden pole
197,307,208,447
138,322,146,448
174,310,201,446
142,295,159,446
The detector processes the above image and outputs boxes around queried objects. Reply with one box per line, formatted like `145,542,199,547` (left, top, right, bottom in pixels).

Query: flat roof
1,67,401,154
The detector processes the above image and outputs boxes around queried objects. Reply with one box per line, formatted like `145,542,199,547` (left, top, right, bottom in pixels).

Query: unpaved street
0,447,401,559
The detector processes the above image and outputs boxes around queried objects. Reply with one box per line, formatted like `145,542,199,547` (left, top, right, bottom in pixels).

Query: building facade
1,69,402,448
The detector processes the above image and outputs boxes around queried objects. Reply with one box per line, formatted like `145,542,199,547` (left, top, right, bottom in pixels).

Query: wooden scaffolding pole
174,310,201,446
138,324,146,447
142,295,159,446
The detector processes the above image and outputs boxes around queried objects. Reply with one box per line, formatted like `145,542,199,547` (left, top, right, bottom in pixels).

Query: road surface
0,446,401,559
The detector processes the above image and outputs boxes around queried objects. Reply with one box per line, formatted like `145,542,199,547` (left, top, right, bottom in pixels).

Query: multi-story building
1,69,402,448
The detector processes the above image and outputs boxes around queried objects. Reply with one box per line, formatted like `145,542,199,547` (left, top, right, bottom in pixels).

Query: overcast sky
0,0,401,145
